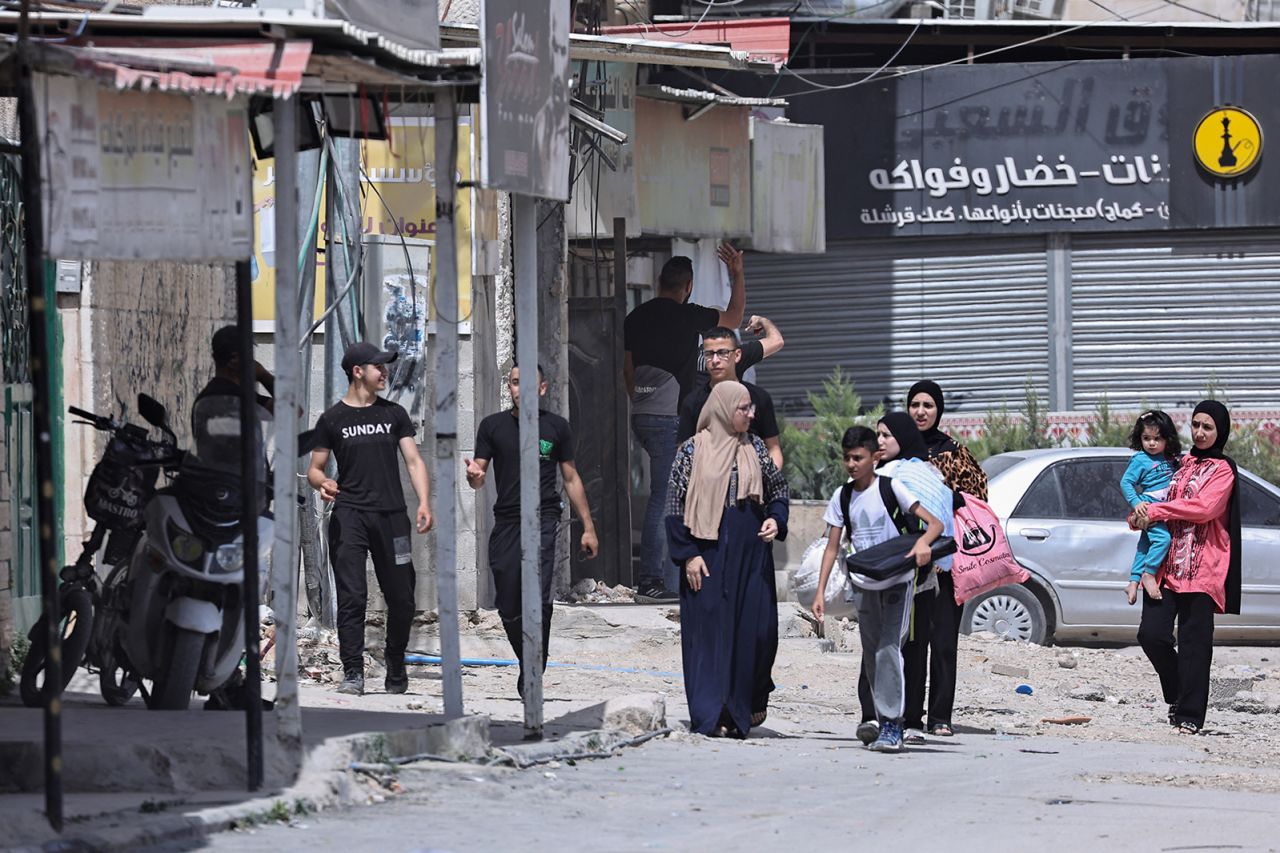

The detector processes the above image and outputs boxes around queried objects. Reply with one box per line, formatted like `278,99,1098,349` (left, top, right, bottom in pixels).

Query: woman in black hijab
906,380,987,500
1133,400,1241,734
901,381,988,741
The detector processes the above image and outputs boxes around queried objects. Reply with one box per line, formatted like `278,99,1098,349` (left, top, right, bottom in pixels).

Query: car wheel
961,584,1048,645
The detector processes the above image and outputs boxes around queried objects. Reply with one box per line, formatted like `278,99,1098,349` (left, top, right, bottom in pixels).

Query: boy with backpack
811,425,946,753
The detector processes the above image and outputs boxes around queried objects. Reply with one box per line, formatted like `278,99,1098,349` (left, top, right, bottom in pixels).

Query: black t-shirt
474,409,574,522
624,298,720,404
677,380,780,444
313,398,415,511
693,338,764,386
196,376,272,410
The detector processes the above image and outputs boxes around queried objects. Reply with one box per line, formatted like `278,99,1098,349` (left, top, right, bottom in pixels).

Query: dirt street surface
167,603,1280,852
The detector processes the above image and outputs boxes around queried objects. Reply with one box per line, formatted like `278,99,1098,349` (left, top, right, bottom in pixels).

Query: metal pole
432,90,464,719
272,97,303,771
514,193,542,738
235,259,264,791
16,10,62,831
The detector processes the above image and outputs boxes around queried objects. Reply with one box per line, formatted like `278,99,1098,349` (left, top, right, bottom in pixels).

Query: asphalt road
167,713,1280,853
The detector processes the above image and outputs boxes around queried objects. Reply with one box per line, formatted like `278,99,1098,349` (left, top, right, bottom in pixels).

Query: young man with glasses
623,244,746,603
678,327,783,471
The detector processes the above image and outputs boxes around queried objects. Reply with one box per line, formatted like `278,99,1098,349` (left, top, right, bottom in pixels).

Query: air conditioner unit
1010,0,1065,19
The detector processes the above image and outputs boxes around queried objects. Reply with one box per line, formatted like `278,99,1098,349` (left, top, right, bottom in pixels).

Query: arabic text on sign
859,198,1172,228
867,154,1163,197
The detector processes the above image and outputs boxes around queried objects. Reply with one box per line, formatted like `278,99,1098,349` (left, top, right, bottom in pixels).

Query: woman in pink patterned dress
1132,400,1241,735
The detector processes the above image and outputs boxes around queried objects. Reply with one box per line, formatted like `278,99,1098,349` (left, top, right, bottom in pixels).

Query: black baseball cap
342,342,398,374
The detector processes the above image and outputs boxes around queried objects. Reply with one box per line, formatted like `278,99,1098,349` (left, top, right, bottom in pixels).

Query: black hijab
907,380,960,457
879,411,929,462
1190,400,1242,615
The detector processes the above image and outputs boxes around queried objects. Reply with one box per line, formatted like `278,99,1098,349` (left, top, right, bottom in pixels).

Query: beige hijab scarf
683,381,763,540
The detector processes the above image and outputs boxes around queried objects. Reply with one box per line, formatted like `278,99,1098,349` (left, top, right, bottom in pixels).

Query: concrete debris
562,580,636,604
1057,653,1078,669
778,603,818,639
1068,686,1107,702
991,664,1031,679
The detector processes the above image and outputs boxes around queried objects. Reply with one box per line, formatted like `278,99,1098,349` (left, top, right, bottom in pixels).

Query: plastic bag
790,537,857,618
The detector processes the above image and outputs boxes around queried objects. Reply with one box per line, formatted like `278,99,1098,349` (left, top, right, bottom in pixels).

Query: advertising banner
250,116,474,327
36,74,252,262
479,0,571,200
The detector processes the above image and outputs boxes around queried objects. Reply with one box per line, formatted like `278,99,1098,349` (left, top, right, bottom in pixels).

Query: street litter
1041,716,1092,725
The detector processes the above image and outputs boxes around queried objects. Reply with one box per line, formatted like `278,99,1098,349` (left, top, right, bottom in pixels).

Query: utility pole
432,89,464,719
16,2,63,828
271,97,304,772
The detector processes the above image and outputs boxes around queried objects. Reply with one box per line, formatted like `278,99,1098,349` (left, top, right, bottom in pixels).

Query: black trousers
903,572,962,730
329,506,417,674
1137,587,1216,728
489,517,559,683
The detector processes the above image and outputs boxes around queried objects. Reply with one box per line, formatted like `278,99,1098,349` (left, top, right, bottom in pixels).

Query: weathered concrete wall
86,261,236,445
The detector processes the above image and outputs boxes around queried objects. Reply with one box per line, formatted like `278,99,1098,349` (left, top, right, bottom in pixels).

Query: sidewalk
0,603,684,852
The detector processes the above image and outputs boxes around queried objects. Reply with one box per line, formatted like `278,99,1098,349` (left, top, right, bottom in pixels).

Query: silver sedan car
963,447,1280,644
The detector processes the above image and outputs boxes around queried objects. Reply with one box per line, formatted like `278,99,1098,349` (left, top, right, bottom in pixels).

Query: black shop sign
801,54,1280,237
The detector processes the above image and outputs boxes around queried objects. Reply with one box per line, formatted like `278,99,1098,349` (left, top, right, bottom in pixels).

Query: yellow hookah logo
1194,106,1263,178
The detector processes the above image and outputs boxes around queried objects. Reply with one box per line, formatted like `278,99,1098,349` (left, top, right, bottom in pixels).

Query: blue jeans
632,414,679,590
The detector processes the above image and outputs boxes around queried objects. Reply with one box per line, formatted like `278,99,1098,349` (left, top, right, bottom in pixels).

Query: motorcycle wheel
151,628,204,711
19,586,95,708
98,640,140,707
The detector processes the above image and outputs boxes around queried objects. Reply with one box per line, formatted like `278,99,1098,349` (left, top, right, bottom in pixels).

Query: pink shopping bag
951,493,1030,605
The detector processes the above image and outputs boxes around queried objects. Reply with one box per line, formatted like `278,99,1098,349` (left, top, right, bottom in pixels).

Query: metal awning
637,83,787,108
38,39,312,98
440,23,780,73
602,17,791,67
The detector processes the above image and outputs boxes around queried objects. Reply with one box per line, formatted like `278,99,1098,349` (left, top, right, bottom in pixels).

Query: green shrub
779,367,883,500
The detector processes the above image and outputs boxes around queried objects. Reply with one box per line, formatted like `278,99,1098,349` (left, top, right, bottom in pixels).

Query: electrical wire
778,19,922,91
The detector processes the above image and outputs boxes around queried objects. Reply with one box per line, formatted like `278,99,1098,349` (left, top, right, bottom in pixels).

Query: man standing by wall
623,244,745,603
465,364,598,696
307,342,433,697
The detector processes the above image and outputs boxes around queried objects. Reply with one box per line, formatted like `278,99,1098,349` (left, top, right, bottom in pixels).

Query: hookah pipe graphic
1219,114,1242,169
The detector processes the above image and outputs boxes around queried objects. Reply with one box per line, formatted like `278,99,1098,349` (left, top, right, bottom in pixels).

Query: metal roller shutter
1072,230,1280,409
744,237,1050,417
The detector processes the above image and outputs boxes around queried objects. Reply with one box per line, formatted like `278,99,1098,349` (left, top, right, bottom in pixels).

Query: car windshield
188,395,272,476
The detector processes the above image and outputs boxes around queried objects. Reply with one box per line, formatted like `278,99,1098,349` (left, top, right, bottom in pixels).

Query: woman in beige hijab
665,381,789,738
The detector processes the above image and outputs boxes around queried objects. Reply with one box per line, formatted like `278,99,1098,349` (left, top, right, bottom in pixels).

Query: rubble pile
561,578,636,605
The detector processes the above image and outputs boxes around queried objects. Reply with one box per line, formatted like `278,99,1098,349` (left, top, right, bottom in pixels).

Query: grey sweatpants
857,578,916,722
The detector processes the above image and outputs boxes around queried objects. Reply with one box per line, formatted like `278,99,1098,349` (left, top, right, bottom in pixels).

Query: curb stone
3,715,491,853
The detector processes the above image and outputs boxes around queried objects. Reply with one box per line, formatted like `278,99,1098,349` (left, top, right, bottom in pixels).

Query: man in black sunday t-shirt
307,342,434,697
678,326,784,470
465,364,598,695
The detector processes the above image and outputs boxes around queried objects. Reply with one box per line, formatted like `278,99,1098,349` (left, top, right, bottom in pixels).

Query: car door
1218,473,1280,634
1007,458,1137,629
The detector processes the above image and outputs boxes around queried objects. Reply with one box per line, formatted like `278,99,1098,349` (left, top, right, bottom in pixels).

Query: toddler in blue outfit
1121,410,1181,605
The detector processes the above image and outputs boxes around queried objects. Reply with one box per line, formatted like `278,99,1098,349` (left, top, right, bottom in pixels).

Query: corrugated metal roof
43,39,312,99
440,22,780,72
0,8,480,73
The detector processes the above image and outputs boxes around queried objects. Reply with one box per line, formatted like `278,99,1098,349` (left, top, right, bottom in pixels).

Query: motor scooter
116,394,272,710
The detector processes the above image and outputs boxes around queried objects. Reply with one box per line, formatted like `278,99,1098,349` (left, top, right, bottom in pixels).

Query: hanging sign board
35,73,252,262
479,0,571,200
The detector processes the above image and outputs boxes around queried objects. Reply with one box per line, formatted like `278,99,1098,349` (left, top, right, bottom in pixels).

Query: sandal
751,709,768,727
709,725,730,738
1176,721,1201,735
929,723,954,737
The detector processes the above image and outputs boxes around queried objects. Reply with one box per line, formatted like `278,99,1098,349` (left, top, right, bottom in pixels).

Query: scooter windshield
188,395,273,476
